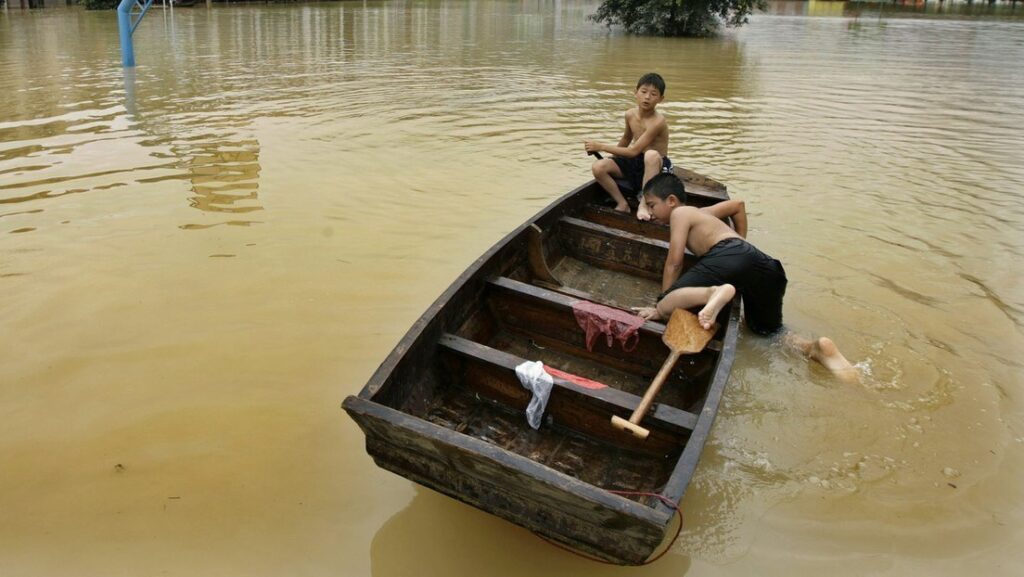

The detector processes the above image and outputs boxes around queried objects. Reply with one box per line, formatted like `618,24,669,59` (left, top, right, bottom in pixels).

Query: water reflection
121,67,264,223
177,139,262,216
370,487,694,576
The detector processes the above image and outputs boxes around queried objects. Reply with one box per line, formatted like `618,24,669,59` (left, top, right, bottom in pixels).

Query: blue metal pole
117,0,136,67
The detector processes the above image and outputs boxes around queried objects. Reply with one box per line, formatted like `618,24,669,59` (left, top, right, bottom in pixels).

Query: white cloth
514,360,553,430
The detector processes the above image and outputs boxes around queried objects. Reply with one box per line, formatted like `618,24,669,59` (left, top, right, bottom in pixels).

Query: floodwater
1,1,1022,575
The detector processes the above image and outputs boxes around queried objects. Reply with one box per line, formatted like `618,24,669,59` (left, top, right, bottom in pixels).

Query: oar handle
611,349,682,440
628,350,681,423
588,151,604,160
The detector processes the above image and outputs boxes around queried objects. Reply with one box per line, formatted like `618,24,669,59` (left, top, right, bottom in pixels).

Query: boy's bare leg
785,333,859,382
636,284,734,323
592,159,630,213
697,284,735,330
637,150,664,221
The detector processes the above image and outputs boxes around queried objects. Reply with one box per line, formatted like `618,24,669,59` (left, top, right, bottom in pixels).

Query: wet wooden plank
491,329,652,394
487,277,671,376
556,216,706,282
344,396,671,564
547,255,661,311
485,277,717,411
602,167,726,209
581,205,671,242
556,216,669,280
676,166,729,198
535,265,724,354
440,334,698,447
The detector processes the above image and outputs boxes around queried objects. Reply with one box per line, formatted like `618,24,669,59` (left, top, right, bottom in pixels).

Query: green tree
82,0,119,9
590,0,767,37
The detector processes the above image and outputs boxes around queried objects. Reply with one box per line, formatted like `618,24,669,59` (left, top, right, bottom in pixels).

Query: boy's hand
584,141,605,154
633,306,662,322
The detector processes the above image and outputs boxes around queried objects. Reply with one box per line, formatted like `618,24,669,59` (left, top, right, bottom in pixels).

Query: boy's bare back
670,206,742,257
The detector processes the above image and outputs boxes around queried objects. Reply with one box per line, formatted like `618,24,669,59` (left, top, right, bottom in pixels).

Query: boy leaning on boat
635,173,859,382
585,72,673,221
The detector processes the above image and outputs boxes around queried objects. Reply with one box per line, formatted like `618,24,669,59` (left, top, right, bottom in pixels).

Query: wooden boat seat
608,166,727,208
555,216,700,279
439,333,697,456
480,276,721,413
580,205,671,242
488,275,720,351
521,279,723,355
556,217,667,280
488,276,672,374
576,200,740,247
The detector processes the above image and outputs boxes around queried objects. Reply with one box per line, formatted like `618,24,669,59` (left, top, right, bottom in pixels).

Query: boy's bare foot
811,337,859,382
636,202,652,221
697,284,735,330
614,202,630,214
787,334,859,382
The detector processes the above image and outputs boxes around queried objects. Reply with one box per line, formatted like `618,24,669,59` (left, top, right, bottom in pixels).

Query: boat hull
343,171,738,564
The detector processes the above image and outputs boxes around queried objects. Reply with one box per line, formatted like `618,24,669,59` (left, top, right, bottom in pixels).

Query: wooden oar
611,308,716,440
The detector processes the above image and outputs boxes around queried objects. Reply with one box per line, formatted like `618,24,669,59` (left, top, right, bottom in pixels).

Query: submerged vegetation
590,0,768,36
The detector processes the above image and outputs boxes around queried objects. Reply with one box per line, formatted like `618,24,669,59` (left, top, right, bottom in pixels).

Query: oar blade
663,309,716,354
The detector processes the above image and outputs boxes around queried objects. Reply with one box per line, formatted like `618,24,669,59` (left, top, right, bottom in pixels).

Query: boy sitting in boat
584,72,673,222
635,173,858,381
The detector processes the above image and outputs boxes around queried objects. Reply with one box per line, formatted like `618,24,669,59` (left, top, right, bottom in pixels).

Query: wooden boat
342,168,739,564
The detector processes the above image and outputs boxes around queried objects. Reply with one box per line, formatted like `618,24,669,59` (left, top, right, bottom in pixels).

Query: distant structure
5,0,76,7
117,0,157,67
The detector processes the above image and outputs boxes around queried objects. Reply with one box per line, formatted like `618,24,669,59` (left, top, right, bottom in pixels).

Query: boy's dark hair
643,173,686,203
636,72,666,95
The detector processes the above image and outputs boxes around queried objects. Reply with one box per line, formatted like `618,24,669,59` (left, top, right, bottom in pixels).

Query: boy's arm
662,208,692,292
701,199,747,238
594,116,666,159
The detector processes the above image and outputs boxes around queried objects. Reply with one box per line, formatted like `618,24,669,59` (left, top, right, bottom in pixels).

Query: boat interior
368,178,736,507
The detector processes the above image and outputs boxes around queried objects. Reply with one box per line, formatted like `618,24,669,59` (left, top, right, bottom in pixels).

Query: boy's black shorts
661,237,788,335
613,153,673,195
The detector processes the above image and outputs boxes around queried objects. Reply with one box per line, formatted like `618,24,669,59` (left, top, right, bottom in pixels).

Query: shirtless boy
635,173,858,381
585,72,673,221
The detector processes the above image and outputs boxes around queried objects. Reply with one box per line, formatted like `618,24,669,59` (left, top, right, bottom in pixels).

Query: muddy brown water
1,1,1022,575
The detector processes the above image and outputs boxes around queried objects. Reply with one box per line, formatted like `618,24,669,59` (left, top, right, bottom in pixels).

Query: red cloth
544,365,607,390
571,301,645,353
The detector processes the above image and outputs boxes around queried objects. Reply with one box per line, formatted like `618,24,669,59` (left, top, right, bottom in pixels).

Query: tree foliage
82,0,120,9
590,0,767,37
